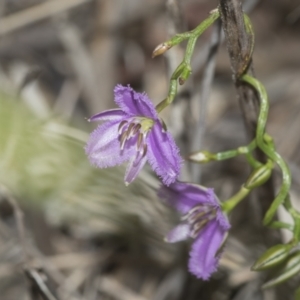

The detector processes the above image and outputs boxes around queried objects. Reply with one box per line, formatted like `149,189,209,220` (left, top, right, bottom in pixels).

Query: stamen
190,219,209,238
137,133,144,150
127,123,135,137
181,204,219,239
161,119,167,132
132,123,141,135
118,120,128,133
120,131,128,150
134,148,144,166
187,210,210,224
182,205,209,220
186,205,202,216
142,143,148,157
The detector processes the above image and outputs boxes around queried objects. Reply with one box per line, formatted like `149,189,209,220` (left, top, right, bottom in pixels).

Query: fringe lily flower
85,85,182,186
159,181,230,280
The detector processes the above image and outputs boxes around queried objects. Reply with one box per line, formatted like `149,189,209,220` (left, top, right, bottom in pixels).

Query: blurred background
0,0,299,299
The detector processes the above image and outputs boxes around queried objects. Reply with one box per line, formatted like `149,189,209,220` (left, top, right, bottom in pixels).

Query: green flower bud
188,151,213,163
252,244,292,271
263,251,300,289
245,164,272,189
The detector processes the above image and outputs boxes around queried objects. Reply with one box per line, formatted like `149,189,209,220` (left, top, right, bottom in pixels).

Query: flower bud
188,151,213,163
263,251,300,289
252,244,292,271
152,43,171,58
245,164,272,189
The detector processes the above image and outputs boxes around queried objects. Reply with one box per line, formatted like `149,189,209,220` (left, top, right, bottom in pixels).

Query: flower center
182,204,217,238
118,117,154,157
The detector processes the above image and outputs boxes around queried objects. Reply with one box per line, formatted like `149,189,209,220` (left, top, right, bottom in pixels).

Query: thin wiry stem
190,20,222,183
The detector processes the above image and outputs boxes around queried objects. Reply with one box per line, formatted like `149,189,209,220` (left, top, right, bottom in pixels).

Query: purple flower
159,181,230,280
85,85,182,186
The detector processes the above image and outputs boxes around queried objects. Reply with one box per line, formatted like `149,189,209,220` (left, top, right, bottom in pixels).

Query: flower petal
216,209,231,231
188,220,226,280
158,182,216,214
88,109,126,122
165,223,190,243
146,122,182,186
85,120,134,168
114,85,158,119
124,154,147,185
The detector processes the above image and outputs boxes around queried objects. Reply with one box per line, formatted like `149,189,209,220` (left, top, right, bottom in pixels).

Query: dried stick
219,0,258,144
218,0,279,245
0,186,66,299
25,268,59,300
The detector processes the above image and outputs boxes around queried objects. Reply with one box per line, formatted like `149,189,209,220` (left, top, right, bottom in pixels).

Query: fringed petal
147,122,182,186
158,182,216,214
114,85,158,119
188,220,226,280
165,223,190,243
88,109,126,122
124,154,147,185
85,121,134,168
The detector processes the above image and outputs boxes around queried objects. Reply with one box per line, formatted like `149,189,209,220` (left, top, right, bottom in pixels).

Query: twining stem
223,159,273,213
284,196,300,241
220,75,292,221
153,9,220,55
155,9,220,113
241,75,292,225
155,6,294,236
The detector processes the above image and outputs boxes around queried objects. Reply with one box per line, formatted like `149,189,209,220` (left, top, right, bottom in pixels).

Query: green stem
245,152,262,169
211,139,257,161
216,139,257,160
241,75,292,225
160,9,220,50
155,10,220,113
222,186,250,213
188,139,260,165
284,196,300,241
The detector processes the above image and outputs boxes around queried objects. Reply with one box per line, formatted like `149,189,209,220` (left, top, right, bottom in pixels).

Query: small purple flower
85,85,182,186
159,181,230,280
